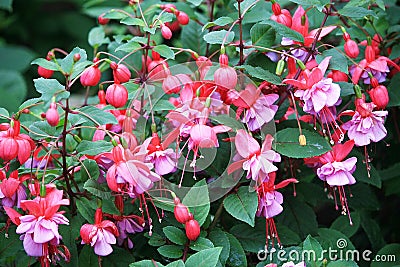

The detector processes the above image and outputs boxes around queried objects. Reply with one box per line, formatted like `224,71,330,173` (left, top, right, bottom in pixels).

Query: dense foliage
0,0,400,266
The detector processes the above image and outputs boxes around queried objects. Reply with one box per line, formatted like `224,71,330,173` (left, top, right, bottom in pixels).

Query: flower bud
38,65,54,79
98,14,109,25
299,134,307,146
185,219,200,241
365,45,375,63
369,85,389,109
80,65,101,87
111,63,131,83
106,83,128,108
272,2,281,15
174,203,191,224
73,53,81,62
177,12,189,25
344,39,359,59
162,75,182,94
369,76,379,88
161,25,173,39
342,32,351,42
152,51,161,61
46,103,59,127
275,59,285,76
214,66,238,89
219,54,229,66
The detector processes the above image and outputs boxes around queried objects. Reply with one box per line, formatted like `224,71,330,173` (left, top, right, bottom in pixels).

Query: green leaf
289,0,329,11
189,237,214,251
29,121,59,139
182,179,210,226
157,245,183,259
187,0,202,6
303,235,323,266
0,226,29,264
360,212,385,251
76,198,96,224
316,49,349,74
163,226,187,245
0,107,9,118
338,82,354,96
150,99,175,112
327,260,359,267
339,6,378,18
203,30,235,45
31,58,59,71
181,21,206,55
202,17,234,31
59,47,88,75
84,179,112,200
350,150,382,188
388,73,400,107
166,260,185,267
153,45,175,60
370,244,400,266
103,10,128,19
331,211,360,238
274,128,332,158
79,159,100,181
317,228,355,251
75,106,118,125
34,78,69,103
88,26,109,48
0,0,13,11
209,229,230,265
130,260,165,267
115,41,142,53
0,70,27,112
76,140,114,156
185,247,223,267
225,233,247,267
230,224,265,253
261,20,304,43
148,232,167,247
59,215,84,267
223,187,258,227
19,97,42,111
210,114,245,130
120,17,145,27
78,246,98,267
0,46,35,72
241,65,282,84
102,246,135,267
250,23,276,48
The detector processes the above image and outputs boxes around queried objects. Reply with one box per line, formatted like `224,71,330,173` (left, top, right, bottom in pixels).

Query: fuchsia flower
284,57,341,115
228,130,281,183
4,184,69,261
342,100,387,146
146,133,177,176
232,83,278,131
282,262,306,267
0,170,28,208
115,215,144,249
80,208,119,256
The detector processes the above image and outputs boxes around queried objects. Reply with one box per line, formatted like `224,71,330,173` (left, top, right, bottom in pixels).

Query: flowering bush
0,0,400,266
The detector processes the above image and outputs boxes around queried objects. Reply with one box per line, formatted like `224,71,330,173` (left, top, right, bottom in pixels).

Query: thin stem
208,197,226,232
238,0,244,66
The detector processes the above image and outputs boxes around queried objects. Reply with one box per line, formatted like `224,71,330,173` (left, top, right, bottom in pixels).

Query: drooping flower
80,208,119,256
106,83,128,108
228,130,281,184
185,215,200,241
232,83,278,131
146,133,177,176
80,61,101,87
214,54,237,90
110,62,131,83
270,2,292,27
342,100,387,146
4,184,70,265
115,215,144,249
0,170,28,208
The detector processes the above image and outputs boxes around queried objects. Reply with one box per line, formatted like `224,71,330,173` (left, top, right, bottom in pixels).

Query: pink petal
235,130,260,158
23,233,44,257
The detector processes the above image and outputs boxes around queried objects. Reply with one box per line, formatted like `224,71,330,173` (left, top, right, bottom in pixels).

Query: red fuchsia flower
147,52,170,81
369,85,389,110
0,170,28,208
37,55,54,79
4,184,69,261
45,103,59,127
342,98,387,146
146,133,177,176
106,83,128,108
185,215,200,241
98,14,109,25
80,60,101,87
176,11,189,25
214,54,238,90
173,197,191,224
284,57,341,115
162,73,192,94
343,32,359,59
327,70,348,82
80,208,119,256
270,1,292,27
228,130,281,184
232,83,279,131
110,62,131,83
0,120,35,164
161,24,173,39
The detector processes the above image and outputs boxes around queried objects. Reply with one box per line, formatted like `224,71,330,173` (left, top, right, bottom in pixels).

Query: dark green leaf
34,78,69,103
29,120,59,139
153,45,175,60
102,247,135,267
157,245,183,259
241,65,282,85
163,226,187,245
182,179,210,226
202,17,234,31
261,20,304,43
189,237,214,251
76,198,96,224
339,6,378,18
316,49,349,74
59,47,88,75
338,82,354,97
0,70,27,112
187,0,202,6
79,159,100,180
370,244,400,267
59,215,85,267
166,260,185,267
0,107,9,118
302,235,323,266
223,187,258,227
150,99,175,112
181,21,206,55
317,228,355,251
121,17,145,26
360,212,385,251
76,140,114,156
250,23,275,48
209,229,230,265
103,10,128,19
388,73,400,107
19,97,42,111
185,247,223,267
203,30,235,45
0,46,35,72
230,223,266,253
225,233,247,267
75,106,118,125
31,58,59,71
130,260,165,267
274,128,332,158
78,246,98,267
115,41,142,53
327,260,359,267
148,232,167,247
350,150,382,188
210,114,245,130
83,179,111,200
0,0,13,11
88,26,109,48
289,0,329,11
331,211,361,238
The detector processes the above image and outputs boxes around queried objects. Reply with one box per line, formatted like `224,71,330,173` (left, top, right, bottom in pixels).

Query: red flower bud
369,85,389,109
365,45,376,63
177,12,189,25
152,51,161,61
214,65,238,89
161,25,172,39
73,53,81,62
106,83,128,108
80,65,101,87
174,203,191,224
272,3,281,15
38,66,54,79
342,32,351,42
219,54,229,66
185,219,200,241
111,63,131,83
46,103,59,127
344,39,359,59
370,77,379,88
165,21,181,32
98,14,109,25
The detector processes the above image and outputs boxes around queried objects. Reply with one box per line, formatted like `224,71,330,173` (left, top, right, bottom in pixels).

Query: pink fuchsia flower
80,63,101,87
349,56,391,85
146,133,177,176
0,170,28,208
0,120,35,164
284,57,341,115
214,54,237,90
232,83,278,131
4,184,69,258
228,130,281,184
342,100,387,146
115,215,144,249
80,208,119,256
271,2,292,27
316,140,357,186
282,262,306,267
